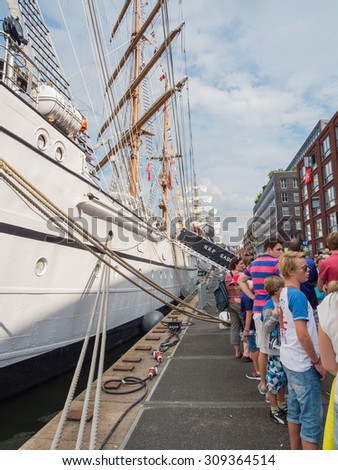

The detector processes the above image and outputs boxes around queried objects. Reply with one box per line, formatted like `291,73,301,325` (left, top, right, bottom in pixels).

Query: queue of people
220,232,338,450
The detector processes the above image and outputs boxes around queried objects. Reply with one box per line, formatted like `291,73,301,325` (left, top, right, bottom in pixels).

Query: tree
268,168,284,179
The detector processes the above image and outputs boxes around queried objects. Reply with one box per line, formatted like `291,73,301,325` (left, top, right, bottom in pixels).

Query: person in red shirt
318,232,338,293
224,256,245,358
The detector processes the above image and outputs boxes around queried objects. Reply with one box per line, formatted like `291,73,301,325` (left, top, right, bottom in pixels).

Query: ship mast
130,0,141,198
159,76,169,226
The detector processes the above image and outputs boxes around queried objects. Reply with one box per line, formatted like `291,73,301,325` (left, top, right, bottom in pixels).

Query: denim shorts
247,334,258,353
283,365,323,444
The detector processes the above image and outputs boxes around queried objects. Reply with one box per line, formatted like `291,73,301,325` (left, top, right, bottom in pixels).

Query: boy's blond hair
327,280,338,294
279,251,306,280
264,276,285,296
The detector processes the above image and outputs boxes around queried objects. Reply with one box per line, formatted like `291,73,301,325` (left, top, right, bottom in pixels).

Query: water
0,337,140,450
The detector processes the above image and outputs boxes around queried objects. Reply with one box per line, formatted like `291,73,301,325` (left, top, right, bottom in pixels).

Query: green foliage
268,168,284,179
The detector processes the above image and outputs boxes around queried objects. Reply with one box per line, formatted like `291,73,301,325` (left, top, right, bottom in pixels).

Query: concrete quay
21,275,332,450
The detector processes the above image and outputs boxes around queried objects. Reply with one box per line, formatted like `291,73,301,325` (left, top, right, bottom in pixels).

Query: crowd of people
220,232,338,450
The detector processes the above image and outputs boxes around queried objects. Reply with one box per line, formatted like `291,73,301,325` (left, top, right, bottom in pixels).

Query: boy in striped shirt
238,237,283,395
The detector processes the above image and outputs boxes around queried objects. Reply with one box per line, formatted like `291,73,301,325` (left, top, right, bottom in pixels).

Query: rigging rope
0,159,222,325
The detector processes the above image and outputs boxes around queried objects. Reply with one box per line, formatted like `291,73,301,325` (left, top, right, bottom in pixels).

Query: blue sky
3,0,338,243
179,0,338,242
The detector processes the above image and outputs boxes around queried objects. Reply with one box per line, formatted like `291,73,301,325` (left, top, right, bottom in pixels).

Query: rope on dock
49,242,111,449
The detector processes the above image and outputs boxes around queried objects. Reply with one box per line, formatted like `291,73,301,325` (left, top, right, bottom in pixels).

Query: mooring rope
0,158,224,325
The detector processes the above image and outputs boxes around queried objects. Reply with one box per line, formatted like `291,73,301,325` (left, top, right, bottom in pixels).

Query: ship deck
20,273,332,450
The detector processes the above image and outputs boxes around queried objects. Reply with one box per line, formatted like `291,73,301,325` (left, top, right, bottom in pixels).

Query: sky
3,0,338,244
180,0,338,243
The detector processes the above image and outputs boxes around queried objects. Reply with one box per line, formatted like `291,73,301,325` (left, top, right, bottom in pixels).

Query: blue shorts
266,355,287,394
283,365,323,444
247,333,258,353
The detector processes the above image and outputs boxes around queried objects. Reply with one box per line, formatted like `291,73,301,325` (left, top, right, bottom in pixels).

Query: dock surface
21,274,331,450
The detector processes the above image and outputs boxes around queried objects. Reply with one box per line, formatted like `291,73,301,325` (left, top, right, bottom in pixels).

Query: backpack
213,278,229,312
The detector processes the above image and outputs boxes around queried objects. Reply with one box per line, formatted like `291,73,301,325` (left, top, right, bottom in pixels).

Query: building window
314,219,323,239
293,178,298,189
294,206,300,217
280,179,287,189
325,185,336,209
281,193,288,203
282,207,289,216
303,203,310,221
323,160,334,185
304,223,312,241
295,220,301,231
311,197,321,216
321,135,331,160
301,185,308,201
316,241,325,252
294,193,299,203
327,212,338,233
311,173,319,193
283,221,290,231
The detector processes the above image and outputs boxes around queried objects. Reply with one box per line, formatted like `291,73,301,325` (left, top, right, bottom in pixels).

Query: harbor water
0,337,141,450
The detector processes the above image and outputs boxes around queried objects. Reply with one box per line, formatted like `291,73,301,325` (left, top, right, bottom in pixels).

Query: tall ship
0,0,207,399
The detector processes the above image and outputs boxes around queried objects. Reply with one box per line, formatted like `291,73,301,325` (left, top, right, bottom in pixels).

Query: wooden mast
159,76,169,226
130,0,141,198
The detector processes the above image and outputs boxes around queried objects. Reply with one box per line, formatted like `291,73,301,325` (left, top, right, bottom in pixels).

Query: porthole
55,146,64,162
34,257,48,276
37,134,47,150
35,128,50,151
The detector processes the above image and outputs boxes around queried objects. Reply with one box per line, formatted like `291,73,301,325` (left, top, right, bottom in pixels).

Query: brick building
297,111,338,257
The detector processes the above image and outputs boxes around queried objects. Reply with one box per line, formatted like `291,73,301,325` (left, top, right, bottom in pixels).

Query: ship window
37,133,47,150
34,257,48,276
55,146,65,162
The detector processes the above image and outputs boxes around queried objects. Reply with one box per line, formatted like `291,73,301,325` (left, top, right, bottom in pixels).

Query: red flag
168,170,172,190
304,168,312,184
159,73,166,81
146,162,151,182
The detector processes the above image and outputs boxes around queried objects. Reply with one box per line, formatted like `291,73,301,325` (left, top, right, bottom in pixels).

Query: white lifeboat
32,84,83,136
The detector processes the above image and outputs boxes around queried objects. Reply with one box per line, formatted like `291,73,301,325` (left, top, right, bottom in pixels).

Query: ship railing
0,30,42,102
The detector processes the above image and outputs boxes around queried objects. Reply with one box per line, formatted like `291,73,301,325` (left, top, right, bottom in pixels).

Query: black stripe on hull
0,222,196,270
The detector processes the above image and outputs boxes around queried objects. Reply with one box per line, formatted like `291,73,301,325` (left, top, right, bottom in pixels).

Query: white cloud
34,0,338,244
178,0,338,243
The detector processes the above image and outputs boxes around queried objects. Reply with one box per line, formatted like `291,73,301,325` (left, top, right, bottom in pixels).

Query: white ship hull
0,84,197,398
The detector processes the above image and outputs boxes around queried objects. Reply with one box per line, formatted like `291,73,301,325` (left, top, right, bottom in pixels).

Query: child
262,276,288,425
242,288,260,378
